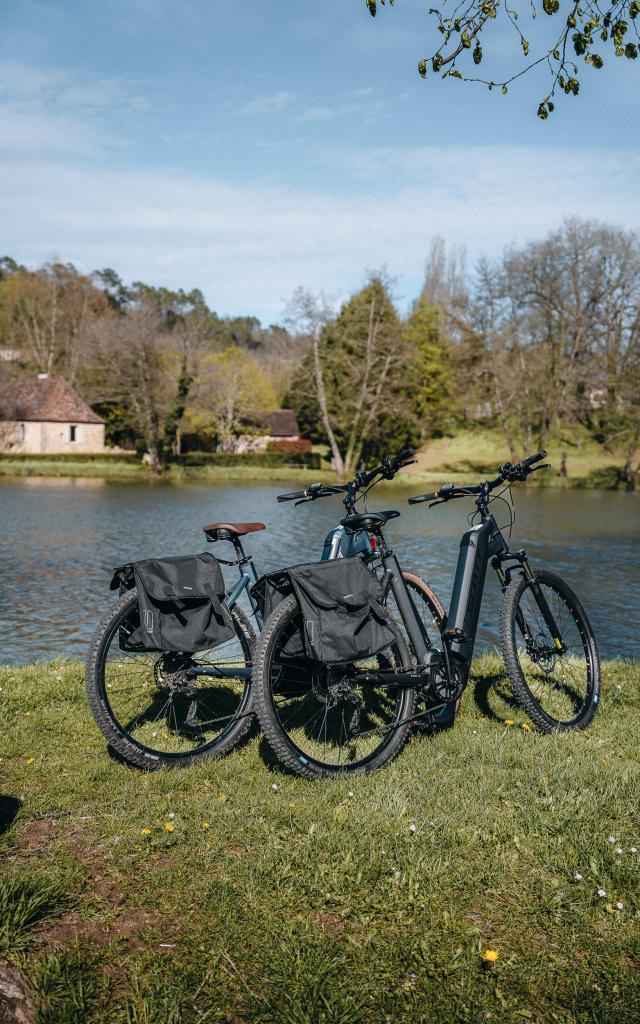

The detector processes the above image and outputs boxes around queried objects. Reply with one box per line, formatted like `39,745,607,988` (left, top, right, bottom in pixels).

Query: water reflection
1,476,638,665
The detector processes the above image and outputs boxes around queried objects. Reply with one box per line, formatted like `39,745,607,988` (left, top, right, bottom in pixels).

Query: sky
1,0,639,323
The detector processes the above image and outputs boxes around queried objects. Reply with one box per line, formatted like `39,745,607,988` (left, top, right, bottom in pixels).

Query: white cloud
239,91,294,116
1,142,638,323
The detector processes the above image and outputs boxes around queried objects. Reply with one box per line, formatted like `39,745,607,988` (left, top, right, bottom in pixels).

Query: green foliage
368,1,639,115
403,294,451,440
287,276,414,471
174,450,322,468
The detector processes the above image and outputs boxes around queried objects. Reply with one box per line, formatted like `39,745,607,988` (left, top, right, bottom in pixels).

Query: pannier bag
252,557,395,664
251,569,305,657
110,552,235,653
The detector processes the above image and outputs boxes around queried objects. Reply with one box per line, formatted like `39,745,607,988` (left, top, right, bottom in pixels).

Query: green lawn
1,656,638,1023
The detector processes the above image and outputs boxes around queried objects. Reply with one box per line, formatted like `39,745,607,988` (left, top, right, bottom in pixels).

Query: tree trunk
312,331,345,477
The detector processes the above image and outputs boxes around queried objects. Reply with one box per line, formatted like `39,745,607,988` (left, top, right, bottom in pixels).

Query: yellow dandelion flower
140,827,152,836
201,822,210,830
504,720,514,727
521,723,532,732
218,793,229,804
25,756,36,765
482,949,500,963
164,821,175,833
288,802,296,810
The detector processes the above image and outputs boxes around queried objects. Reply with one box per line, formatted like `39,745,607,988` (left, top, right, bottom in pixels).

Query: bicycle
85,449,445,769
253,450,601,778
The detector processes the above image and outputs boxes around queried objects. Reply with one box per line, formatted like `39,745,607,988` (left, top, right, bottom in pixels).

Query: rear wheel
500,568,600,731
254,595,415,778
86,589,255,769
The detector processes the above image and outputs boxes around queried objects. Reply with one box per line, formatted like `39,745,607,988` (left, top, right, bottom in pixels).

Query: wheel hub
154,653,196,696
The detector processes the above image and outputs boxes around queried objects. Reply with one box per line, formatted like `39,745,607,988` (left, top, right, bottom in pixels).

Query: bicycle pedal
442,627,470,644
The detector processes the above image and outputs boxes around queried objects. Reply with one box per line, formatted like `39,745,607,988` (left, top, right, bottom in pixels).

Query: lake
1,476,638,665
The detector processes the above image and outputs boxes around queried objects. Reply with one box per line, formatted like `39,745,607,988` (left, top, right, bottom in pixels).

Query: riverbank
1,655,638,1022
0,429,631,488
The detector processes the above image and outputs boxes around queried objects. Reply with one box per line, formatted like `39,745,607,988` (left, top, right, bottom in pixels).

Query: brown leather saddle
203,521,266,542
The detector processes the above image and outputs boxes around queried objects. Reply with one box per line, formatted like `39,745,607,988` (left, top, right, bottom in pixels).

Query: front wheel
500,568,600,731
254,596,415,779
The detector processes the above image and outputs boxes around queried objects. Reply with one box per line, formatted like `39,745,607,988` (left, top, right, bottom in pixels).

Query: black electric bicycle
254,450,601,778
85,449,445,769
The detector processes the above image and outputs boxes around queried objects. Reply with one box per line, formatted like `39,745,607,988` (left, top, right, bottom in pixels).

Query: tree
404,294,451,441
186,347,276,449
88,300,176,469
465,218,640,462
0,262,109,383
364,0,639,117
286,274,414,477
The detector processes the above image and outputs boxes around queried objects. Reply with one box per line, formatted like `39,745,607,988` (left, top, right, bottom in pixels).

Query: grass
1,655,638,1023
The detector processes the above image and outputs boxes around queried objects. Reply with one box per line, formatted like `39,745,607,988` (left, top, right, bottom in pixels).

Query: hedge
175,451,322,469
0,452,140,464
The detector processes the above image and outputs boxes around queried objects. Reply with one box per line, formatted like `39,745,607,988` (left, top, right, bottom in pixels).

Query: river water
0,476,638,665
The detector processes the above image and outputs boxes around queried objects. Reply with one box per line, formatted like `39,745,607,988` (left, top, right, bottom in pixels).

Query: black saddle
339,510,400,534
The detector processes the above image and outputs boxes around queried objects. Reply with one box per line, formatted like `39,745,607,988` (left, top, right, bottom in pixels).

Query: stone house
0,374,107,454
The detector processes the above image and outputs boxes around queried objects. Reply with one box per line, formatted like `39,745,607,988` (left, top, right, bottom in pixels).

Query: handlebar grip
522,449,547,469
408,492,437,504
276,490,307,502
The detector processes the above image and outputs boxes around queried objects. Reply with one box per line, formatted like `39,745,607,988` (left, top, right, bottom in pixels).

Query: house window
69,424,77,443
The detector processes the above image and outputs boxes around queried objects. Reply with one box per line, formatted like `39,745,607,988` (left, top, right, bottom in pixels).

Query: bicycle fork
493,552,565,653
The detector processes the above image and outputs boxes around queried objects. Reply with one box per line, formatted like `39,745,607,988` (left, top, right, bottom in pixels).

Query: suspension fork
493,552,564,651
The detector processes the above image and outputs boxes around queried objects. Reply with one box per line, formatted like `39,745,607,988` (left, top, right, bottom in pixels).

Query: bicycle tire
397,571,457,729
500,567,600,732
86,588,256,769
254,595,415,779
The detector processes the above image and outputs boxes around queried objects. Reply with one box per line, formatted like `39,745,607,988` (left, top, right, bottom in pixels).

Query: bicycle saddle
339,510,400,534
203,522,266,541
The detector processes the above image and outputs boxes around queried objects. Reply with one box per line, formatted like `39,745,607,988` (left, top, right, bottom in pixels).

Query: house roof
0,376,104,424
268,409,299,437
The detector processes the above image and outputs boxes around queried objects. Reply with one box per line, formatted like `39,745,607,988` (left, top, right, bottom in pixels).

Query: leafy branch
365,0,639,117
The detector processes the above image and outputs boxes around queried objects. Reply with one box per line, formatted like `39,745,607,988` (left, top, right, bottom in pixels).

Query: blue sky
1,0,638,322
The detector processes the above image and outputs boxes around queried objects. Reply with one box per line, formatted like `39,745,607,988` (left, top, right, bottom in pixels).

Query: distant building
217,409,307,453
0,374,107,454
266,409,300,441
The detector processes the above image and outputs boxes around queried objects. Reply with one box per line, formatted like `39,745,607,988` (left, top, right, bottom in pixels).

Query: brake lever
529,463,550,473
294,496,313,507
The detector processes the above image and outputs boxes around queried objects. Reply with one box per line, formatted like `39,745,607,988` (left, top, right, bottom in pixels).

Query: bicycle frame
355,508,565,696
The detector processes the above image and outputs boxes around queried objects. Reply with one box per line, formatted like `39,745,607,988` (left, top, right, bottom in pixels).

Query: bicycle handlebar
408,451,549,508
276,446,417,505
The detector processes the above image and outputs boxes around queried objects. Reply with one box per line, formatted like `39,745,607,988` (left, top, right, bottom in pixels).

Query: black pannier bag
250,569,305,657
110,552,235,654
252,557,395,664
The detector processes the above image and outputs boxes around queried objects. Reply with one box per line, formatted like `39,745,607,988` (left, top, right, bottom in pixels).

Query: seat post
231,535,248,562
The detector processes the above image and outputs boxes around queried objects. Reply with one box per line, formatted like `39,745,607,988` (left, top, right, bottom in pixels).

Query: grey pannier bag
252,557,395,665
110,552,235,653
